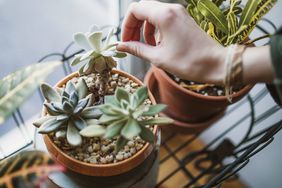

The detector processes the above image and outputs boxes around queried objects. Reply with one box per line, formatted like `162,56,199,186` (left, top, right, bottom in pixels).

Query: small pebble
130,148,136,154
87,146,93,153
93,143,100,151
131,83,139,88
106,155,114,163
100,157,107,164
127,141,135,148
116,154,124,161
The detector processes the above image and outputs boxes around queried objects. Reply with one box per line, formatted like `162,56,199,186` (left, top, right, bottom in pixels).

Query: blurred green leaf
197,0,228,33
0,61,61,124
0,151,64,188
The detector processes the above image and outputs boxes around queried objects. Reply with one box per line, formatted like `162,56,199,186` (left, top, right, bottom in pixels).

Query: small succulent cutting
71,25,127,96
80,86,173,151
33,79,104,146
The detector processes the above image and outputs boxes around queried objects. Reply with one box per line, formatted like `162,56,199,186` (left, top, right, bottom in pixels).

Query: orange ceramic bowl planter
42,69,159,177
146,66,253,132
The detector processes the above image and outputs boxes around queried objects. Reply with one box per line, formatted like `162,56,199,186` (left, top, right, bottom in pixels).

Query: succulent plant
33,78,104,146
71,25,127,96
80,86,173,151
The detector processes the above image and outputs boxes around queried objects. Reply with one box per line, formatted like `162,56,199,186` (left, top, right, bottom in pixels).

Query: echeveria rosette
87,86,174,152
33,78,105,147
71,25,127,75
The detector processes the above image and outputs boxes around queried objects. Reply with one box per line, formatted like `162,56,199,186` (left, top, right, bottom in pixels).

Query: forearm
242,45,275,84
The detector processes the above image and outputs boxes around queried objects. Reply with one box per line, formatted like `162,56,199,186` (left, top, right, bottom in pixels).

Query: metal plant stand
1,21,281,188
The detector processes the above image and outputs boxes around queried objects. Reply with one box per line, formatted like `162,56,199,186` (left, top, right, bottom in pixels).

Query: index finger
121,1,162,42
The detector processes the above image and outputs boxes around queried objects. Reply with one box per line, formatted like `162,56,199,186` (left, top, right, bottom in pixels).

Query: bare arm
117,1,275,85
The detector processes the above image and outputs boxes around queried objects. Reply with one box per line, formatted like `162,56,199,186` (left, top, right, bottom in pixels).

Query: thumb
117,41,155,61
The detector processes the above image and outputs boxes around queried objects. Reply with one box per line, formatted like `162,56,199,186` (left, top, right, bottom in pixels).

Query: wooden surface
157,129,247,188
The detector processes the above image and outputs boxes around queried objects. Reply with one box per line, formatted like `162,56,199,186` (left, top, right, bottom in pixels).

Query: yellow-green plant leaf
0,151,64,188
212,0,226,7
207,22,222,44
239,0,261,27
197,0,228,34
0,61,61,124
238,0,277,42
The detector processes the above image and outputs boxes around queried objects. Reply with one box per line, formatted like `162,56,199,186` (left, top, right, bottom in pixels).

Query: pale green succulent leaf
56,115,69,121
132,105,149,119
114,52,127,58
65,81,76,95
104,27,116,47
81,106,103,119
85,119,100,126
0,61,61,124
73,32,91,50
197,0,228,33
88,31,103,52
115,136,128,152
80,125,106,137
73,97,89,114
99,114,124,124
80,50,97,61
75,78,88,100
62,101,73,113
38,118,65,134
33,116,56,128
104,118,126,139
73,117,87,130
67,121,82,146
70,55,82,66
40,83,61,103
121,118,141,140
69,91,79,107
142,104,167,116
115,87,130,102
139,117,173,126
135,86,148,107
44,103,62,116
139,126,155,143
104,95,120,107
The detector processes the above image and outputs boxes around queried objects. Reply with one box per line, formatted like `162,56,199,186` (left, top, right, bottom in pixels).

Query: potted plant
33,26,172,187
146,0,276,132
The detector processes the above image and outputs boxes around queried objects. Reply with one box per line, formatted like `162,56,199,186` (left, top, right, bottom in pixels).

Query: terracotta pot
151,66,253,123
42,69,159,177
144,67,224,134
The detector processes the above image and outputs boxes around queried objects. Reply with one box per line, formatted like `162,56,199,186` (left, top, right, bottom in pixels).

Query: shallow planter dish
151,65,253,123
144,67,224,134
42,69,159,177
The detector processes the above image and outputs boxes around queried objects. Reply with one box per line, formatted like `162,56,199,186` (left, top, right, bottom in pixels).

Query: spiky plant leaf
115,136,128,152
67,121,82,146
0,151,64,188
135,86,148,107
38,118,65,134
76,78,88,100
40,83,61,103
0,61,61,124
140,126,155,143
142,104,167,116
139,117,174,126
197,0,228,33
115,87,130,102
72,27,126,75
81,106,103,119
79,124,106,137
33,116,56,128
104,119,125,139
73,117,87,130
121,118,141,140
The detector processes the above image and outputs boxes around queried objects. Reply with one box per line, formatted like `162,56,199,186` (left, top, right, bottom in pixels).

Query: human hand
117,0,226,85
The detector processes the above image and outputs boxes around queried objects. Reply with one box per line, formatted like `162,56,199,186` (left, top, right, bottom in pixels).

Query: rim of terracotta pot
152,65,254,102
42,69,158,177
